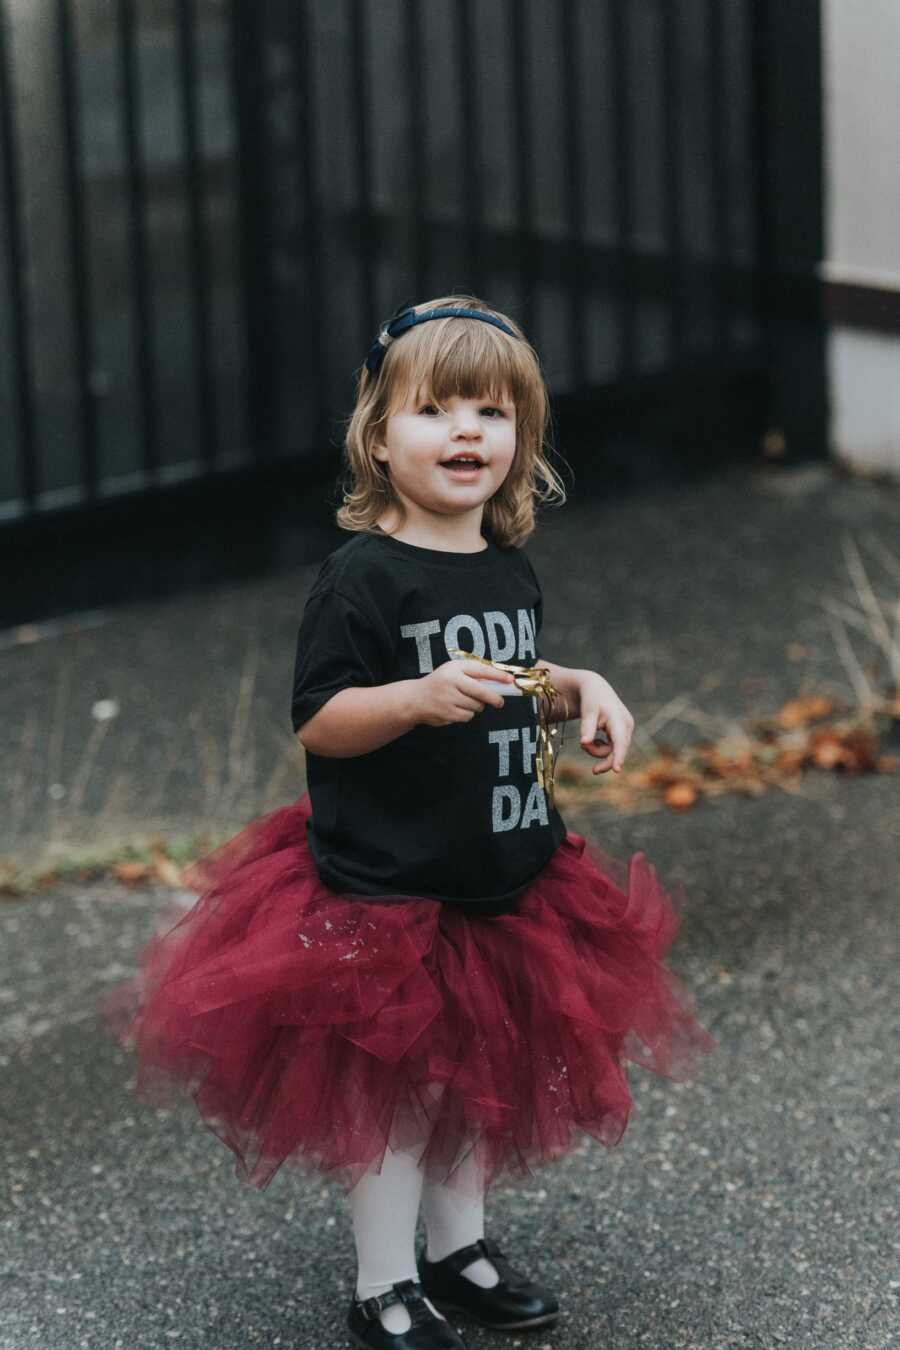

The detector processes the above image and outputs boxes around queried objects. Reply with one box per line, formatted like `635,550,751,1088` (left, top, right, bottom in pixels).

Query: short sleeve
290,589,387,734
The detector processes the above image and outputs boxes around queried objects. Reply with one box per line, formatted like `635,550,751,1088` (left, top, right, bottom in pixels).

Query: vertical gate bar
349,0,376,342
176,0,217,472
559,0,587,388
706,0,729,354
661,0,685,364
748,0,826,461
117,0,159,481
404,0,427,298
56,0,98,497
749,0,773,360
609,0,635,378
0,0,38,513
509,0,535,339
227,0,271,460
296,0,327,448
457,0,482,296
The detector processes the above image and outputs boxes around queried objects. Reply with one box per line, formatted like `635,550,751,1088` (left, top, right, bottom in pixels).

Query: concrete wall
821,0,900,475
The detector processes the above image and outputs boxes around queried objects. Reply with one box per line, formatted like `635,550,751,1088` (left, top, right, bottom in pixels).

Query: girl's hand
413,660,516,728
576,671,634,774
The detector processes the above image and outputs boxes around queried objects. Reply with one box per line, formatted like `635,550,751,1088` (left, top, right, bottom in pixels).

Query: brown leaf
838,729,880,773
645,757,688,788
808,726,879,773
664,781,699,811
774,749,808,774
776,696,835,729
808,730,848,770
112,861,150,885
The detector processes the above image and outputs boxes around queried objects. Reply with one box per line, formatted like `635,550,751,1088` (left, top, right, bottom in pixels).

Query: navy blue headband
364,304,519,377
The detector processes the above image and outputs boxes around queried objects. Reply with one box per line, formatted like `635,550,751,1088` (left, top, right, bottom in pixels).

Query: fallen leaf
112,861,149,885
776,696,835,728
664,782,698,811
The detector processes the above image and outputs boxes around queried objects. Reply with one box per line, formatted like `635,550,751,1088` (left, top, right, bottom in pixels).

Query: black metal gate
0,0,824,541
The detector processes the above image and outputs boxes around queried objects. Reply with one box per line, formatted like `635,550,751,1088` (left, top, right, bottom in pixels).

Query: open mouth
441,458,484,476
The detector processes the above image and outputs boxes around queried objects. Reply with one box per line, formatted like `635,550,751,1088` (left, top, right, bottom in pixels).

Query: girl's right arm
297,661,515,758
296,679,423,757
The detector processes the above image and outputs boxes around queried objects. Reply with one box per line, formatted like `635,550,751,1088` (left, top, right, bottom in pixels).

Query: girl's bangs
384,318,538,414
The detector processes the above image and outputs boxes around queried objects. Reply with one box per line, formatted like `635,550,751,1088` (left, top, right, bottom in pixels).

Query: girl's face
372,385,517,532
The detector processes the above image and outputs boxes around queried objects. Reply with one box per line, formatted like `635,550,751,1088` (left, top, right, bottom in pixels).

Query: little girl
102,294,716,1350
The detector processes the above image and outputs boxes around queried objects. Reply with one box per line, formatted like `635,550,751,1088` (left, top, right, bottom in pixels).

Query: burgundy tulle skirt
100,792,716,1194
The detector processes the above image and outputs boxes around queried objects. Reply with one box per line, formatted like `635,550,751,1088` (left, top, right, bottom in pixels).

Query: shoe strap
432,1236,510,1280
358,1279,429,1323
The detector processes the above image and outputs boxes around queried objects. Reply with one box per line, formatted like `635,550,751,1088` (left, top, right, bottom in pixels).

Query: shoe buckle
359,1282,421,1321
360,1293,390,1320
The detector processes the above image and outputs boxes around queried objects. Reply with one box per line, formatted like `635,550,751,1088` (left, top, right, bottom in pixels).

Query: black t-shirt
290,529,568,914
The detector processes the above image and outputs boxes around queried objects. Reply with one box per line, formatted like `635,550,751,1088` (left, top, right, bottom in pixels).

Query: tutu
100,792,716,1194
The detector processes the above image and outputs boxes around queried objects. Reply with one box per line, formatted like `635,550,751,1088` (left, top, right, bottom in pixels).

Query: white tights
350,1143,499,1334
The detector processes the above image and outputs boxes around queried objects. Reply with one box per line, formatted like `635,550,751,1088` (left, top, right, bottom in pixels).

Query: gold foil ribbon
449,648,568,807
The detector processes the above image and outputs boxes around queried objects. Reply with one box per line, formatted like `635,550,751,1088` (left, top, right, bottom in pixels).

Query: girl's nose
451,411,482,437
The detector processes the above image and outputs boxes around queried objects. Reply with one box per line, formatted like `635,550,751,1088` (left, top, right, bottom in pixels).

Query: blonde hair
336,293,567,549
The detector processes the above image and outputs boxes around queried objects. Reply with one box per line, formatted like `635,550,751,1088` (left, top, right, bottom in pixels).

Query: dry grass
555,527,900,814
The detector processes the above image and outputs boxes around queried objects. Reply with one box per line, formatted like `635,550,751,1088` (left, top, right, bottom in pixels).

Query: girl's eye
417,402,508,417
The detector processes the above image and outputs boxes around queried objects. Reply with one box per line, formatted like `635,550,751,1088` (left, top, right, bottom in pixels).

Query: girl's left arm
536,660,634,775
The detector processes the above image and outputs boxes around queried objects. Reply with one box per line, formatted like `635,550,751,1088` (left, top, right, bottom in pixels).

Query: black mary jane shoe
347,1278,470,1350
418,1237,559,1332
